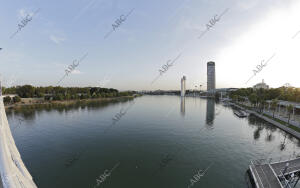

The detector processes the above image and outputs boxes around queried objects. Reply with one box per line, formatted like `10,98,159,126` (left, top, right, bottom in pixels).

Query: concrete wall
0,96,37,188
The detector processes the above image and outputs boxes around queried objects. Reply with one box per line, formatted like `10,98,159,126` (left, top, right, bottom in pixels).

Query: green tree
249,93,257,107
54,94,64,100
13,96,21,103
65,93,71,100
3,96,11,104
16,85,35,98
287,104,294,124
258,99,266,113
232,95,238,102
271,99,278,118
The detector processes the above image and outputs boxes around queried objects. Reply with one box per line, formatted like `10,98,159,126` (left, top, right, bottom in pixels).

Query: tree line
2,85,136,104
229,86,300,124
229,86,300,103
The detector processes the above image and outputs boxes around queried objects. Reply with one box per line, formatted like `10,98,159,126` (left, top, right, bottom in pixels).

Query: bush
13,96,21,103
53,94,64,100
44,96,52,101
3,96,11,104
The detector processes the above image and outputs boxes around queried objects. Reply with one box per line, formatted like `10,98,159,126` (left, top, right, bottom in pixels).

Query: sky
0,0,300,91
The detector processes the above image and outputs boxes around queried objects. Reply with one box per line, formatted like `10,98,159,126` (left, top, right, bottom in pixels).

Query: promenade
231,103,300,139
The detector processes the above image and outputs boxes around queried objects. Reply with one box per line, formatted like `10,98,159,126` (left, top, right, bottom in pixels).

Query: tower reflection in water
206,99,215,128
180,97,185,117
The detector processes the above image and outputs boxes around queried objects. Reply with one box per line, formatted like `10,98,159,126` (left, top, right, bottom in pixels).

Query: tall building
181,76,186,97
253,79,269,90
207,61,215,92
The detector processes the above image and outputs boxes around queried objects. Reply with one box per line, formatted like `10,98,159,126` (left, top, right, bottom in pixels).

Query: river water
6,96,300,188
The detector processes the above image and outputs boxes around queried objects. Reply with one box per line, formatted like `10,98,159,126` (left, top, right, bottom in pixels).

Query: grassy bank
5,95,140,111
263,113,300,133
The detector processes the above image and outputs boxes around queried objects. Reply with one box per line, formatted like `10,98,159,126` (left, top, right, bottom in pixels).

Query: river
6,96,300,188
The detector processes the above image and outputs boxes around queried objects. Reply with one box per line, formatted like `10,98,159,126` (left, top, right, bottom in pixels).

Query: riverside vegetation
229,86,300,132
2,85,141,108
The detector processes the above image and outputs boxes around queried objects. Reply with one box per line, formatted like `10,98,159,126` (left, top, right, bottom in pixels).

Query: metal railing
251,155,300,166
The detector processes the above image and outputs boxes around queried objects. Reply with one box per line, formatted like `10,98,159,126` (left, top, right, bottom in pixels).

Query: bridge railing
278,170,293,188
251,154,300,166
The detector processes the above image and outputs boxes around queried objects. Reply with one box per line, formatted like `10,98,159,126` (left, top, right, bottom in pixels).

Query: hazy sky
0,0,300,91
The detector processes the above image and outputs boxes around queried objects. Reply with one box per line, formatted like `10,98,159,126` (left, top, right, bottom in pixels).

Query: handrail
250,160,264,188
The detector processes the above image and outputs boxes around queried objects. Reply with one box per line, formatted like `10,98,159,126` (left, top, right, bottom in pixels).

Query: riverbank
232,102,300,139
4,95,138,111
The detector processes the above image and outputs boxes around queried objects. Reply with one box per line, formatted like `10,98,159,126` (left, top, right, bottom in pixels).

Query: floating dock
234,110,247,118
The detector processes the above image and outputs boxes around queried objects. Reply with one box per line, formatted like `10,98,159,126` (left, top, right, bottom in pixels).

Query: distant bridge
249,157,300,188
0,96,37,188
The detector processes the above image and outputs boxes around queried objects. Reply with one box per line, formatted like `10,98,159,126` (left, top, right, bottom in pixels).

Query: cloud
50,35,66,44
18,9,27,19
236,0,259,10
71,70,82,74
18,8,34,20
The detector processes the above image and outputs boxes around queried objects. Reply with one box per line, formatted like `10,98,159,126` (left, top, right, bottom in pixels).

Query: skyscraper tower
207,61,215,92
181,76,186,97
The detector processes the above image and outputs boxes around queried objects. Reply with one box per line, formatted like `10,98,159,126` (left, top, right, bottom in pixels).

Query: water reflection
6,98,135,122
5,96,300,188
180,97,185,117
206,99,215,126
265,130,274,142
247,114,300,151
280,134,287,151
253,126,263,140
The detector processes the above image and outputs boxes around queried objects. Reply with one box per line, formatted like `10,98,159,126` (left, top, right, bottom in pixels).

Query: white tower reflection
180,97,185,116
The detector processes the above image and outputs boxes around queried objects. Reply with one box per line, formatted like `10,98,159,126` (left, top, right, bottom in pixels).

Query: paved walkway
231,103,300,139
250,164,282,188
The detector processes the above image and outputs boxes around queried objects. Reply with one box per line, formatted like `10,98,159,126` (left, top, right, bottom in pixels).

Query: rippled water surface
7,96,300,188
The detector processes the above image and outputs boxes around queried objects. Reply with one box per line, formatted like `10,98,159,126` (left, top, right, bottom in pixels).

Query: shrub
13,96,21,103
3,96,11,104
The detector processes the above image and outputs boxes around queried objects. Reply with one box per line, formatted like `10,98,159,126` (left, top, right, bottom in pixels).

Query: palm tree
232,95,238,102
271,99,278,118
249,93,257,108
287,104,294,125
258,99,266,113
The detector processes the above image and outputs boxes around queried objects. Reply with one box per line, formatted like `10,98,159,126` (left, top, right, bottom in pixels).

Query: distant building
181,76,186,97
253,79,269,90
207,61,216,92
